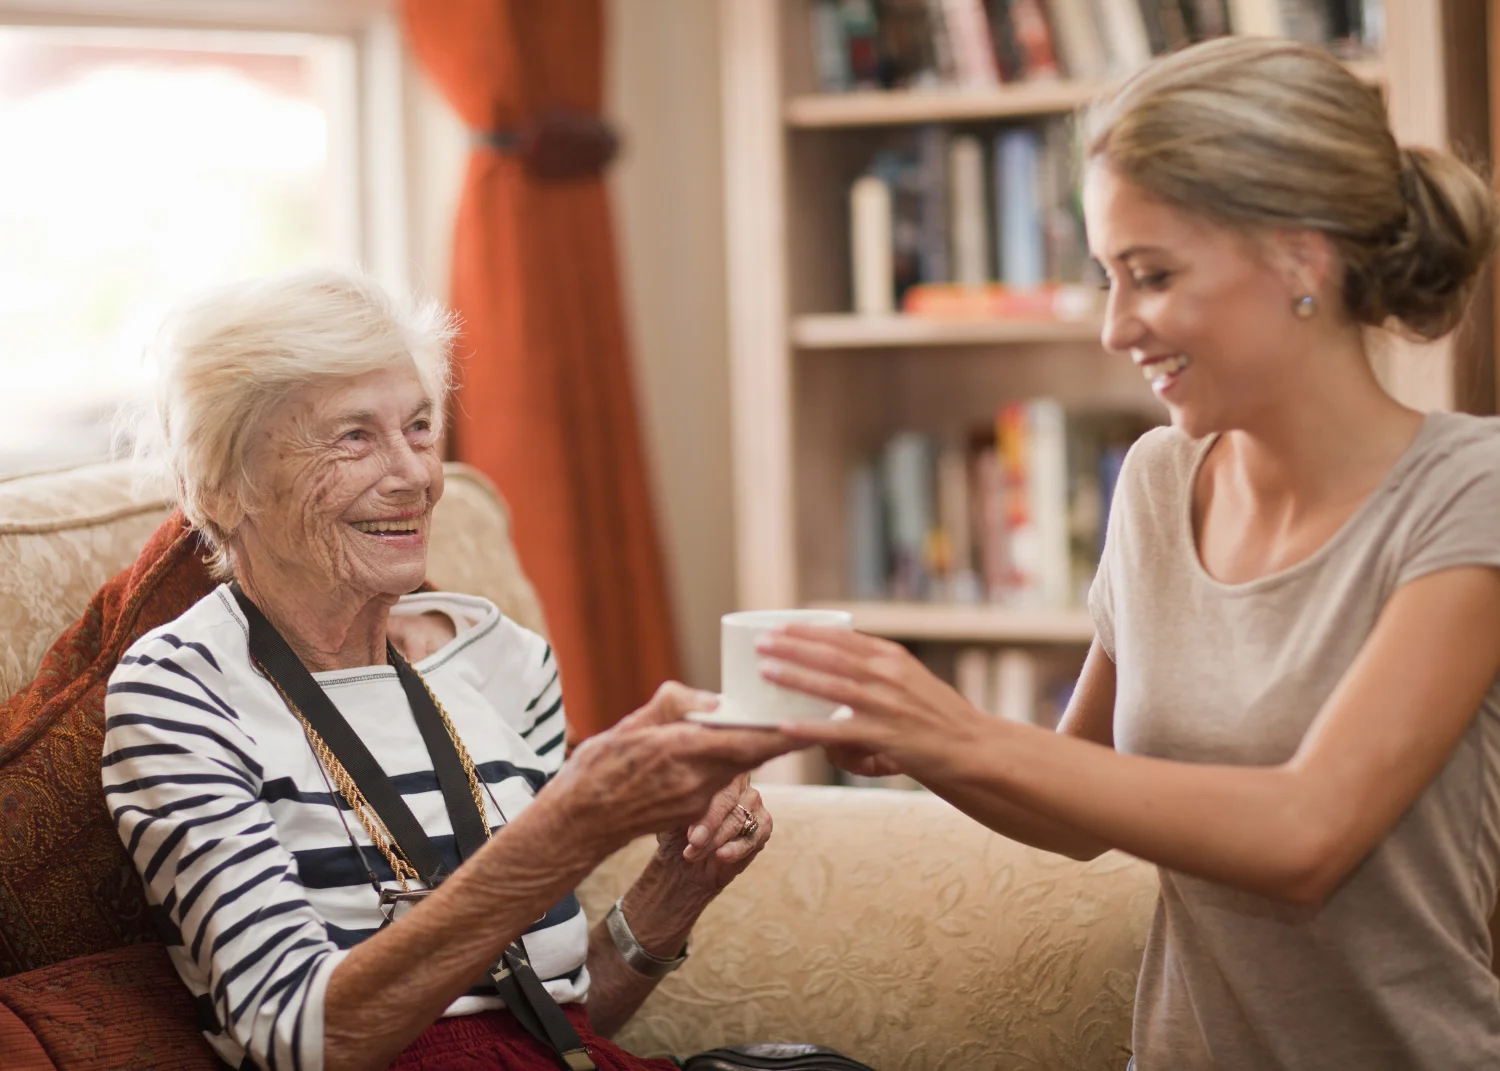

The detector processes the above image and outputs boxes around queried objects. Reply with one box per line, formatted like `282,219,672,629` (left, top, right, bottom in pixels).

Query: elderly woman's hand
657,774,772,891
548,682,796,856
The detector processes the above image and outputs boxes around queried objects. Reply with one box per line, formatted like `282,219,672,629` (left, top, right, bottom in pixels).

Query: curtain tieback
479,109,621,182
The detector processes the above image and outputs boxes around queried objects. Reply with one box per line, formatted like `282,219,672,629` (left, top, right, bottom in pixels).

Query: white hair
136,267,458,577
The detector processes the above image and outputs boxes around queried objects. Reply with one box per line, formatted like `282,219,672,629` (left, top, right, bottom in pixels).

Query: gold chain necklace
256,655,491,892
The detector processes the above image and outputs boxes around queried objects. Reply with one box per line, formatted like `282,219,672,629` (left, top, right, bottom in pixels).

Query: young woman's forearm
915,721,1318,902
921,775,1115,861
323,790,610,1071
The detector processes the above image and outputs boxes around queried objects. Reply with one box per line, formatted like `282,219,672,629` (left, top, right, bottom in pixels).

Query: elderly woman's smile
233,362,444,611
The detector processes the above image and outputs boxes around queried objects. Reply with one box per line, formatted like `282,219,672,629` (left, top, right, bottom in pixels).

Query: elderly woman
101,269,794,1071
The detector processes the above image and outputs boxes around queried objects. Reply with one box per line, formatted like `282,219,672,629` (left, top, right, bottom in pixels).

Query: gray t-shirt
1089,411,1500,1070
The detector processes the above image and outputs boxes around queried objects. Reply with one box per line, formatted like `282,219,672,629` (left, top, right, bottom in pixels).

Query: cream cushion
0,460,1157,1069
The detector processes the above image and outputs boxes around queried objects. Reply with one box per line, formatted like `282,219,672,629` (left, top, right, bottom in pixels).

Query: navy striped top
102,586,581,1071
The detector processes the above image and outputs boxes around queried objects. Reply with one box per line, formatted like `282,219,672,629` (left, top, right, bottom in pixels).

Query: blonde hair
1086,36,1498,341
141,267,457,577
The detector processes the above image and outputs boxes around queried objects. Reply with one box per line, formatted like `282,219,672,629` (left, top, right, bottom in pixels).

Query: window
0,4,398,476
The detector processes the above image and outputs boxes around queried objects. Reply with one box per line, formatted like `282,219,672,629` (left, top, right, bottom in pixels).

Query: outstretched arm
763,567,1500,905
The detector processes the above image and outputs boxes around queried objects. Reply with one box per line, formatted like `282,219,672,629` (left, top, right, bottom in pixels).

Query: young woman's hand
754,625,989,778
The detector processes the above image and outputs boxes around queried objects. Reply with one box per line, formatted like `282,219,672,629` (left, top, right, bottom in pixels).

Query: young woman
758,37,1500,1070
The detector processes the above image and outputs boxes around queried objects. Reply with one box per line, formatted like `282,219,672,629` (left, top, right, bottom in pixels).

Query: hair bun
1363,147,1498,340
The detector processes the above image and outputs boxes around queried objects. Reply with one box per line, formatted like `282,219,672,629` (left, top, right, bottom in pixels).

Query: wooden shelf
784,59,1386,130
810,601,1096,643
792,313,1102,349
786,81,1107,128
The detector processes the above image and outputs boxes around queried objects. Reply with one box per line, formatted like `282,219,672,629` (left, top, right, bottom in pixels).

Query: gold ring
735,804,759,839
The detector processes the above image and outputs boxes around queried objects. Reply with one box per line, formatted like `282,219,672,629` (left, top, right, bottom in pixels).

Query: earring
1293,294,1317,319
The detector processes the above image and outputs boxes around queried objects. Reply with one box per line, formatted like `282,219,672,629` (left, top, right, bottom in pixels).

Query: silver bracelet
604,897,690,979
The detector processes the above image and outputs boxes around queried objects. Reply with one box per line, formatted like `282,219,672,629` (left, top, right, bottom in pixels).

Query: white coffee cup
689,608,854,728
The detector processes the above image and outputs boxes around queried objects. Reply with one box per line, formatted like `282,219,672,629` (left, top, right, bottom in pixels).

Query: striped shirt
102,585,583,1071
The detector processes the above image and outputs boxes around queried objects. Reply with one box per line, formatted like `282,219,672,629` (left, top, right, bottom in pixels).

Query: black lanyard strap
229,583,594,1070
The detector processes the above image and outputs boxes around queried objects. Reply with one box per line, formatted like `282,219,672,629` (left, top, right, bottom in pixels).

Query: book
1040,120,1085,283
971,444,1012,601
1026,398,1071,608
1181,0,1233,40
882,432,936,600
1006,0,1062,80
948,136,989,287
871,147,925,303
875,0,945,88
811,0,852,90
995,128,1044,291
901,282,1098,319
923,0,961,83
851,174,896,314
916,125,952,286
992,648,1039,723
839,0,885,87
1048,0,1110,80
1096,0,1153,73
986,0,1027,81
847,461,887,599
935,438,983,602
845,405,1153,610
955,646,992,711
940,0,1002,86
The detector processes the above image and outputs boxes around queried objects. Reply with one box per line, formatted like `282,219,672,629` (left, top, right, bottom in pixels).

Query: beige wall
404,0,734,691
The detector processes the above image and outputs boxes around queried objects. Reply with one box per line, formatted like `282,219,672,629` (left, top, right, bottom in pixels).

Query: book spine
917,126,952,285
811,0,852,90
1050,0,1112,78
949,136,989,287
839,0,885,87
882,432,936,600
955,647,994,713
997,128,1044,291
847,461,887,599
936,439,981,602
992,648,1039,723
941,0,1003,85
1136,1,1168,53
1027,399,1070,607
924,0,961,83
1096,0,1154,72
972,446,1011,600
1186,0,1233,37
851,174,896,315
1007,0,1062,79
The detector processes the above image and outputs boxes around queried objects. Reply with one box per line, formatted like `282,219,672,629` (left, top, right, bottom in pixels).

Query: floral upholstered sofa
0,460,1158,1071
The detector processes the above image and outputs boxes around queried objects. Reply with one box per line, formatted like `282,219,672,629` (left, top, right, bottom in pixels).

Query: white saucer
685,703,853,729
685,705,782,730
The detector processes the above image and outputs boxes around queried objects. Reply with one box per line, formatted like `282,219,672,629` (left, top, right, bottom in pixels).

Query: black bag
680,1044,878,1071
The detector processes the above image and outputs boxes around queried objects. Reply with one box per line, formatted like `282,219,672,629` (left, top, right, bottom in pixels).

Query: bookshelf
792,313,1101,348
810,601,1096,644
720,1,1491,783
784,56,1387,129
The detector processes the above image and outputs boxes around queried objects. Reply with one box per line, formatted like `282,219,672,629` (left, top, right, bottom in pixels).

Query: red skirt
389,1004,679,1071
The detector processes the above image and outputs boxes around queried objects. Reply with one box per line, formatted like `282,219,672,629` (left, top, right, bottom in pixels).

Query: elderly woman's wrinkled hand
656,774,771,892
549,682,798,857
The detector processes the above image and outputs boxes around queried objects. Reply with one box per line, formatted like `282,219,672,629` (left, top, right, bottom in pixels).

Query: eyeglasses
377,886,433,927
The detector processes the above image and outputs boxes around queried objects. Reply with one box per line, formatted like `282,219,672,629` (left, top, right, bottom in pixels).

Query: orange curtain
402,0,678,738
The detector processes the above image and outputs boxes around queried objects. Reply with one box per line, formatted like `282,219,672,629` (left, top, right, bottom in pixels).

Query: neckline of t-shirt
217,585,499,682
1179,411,1439,596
